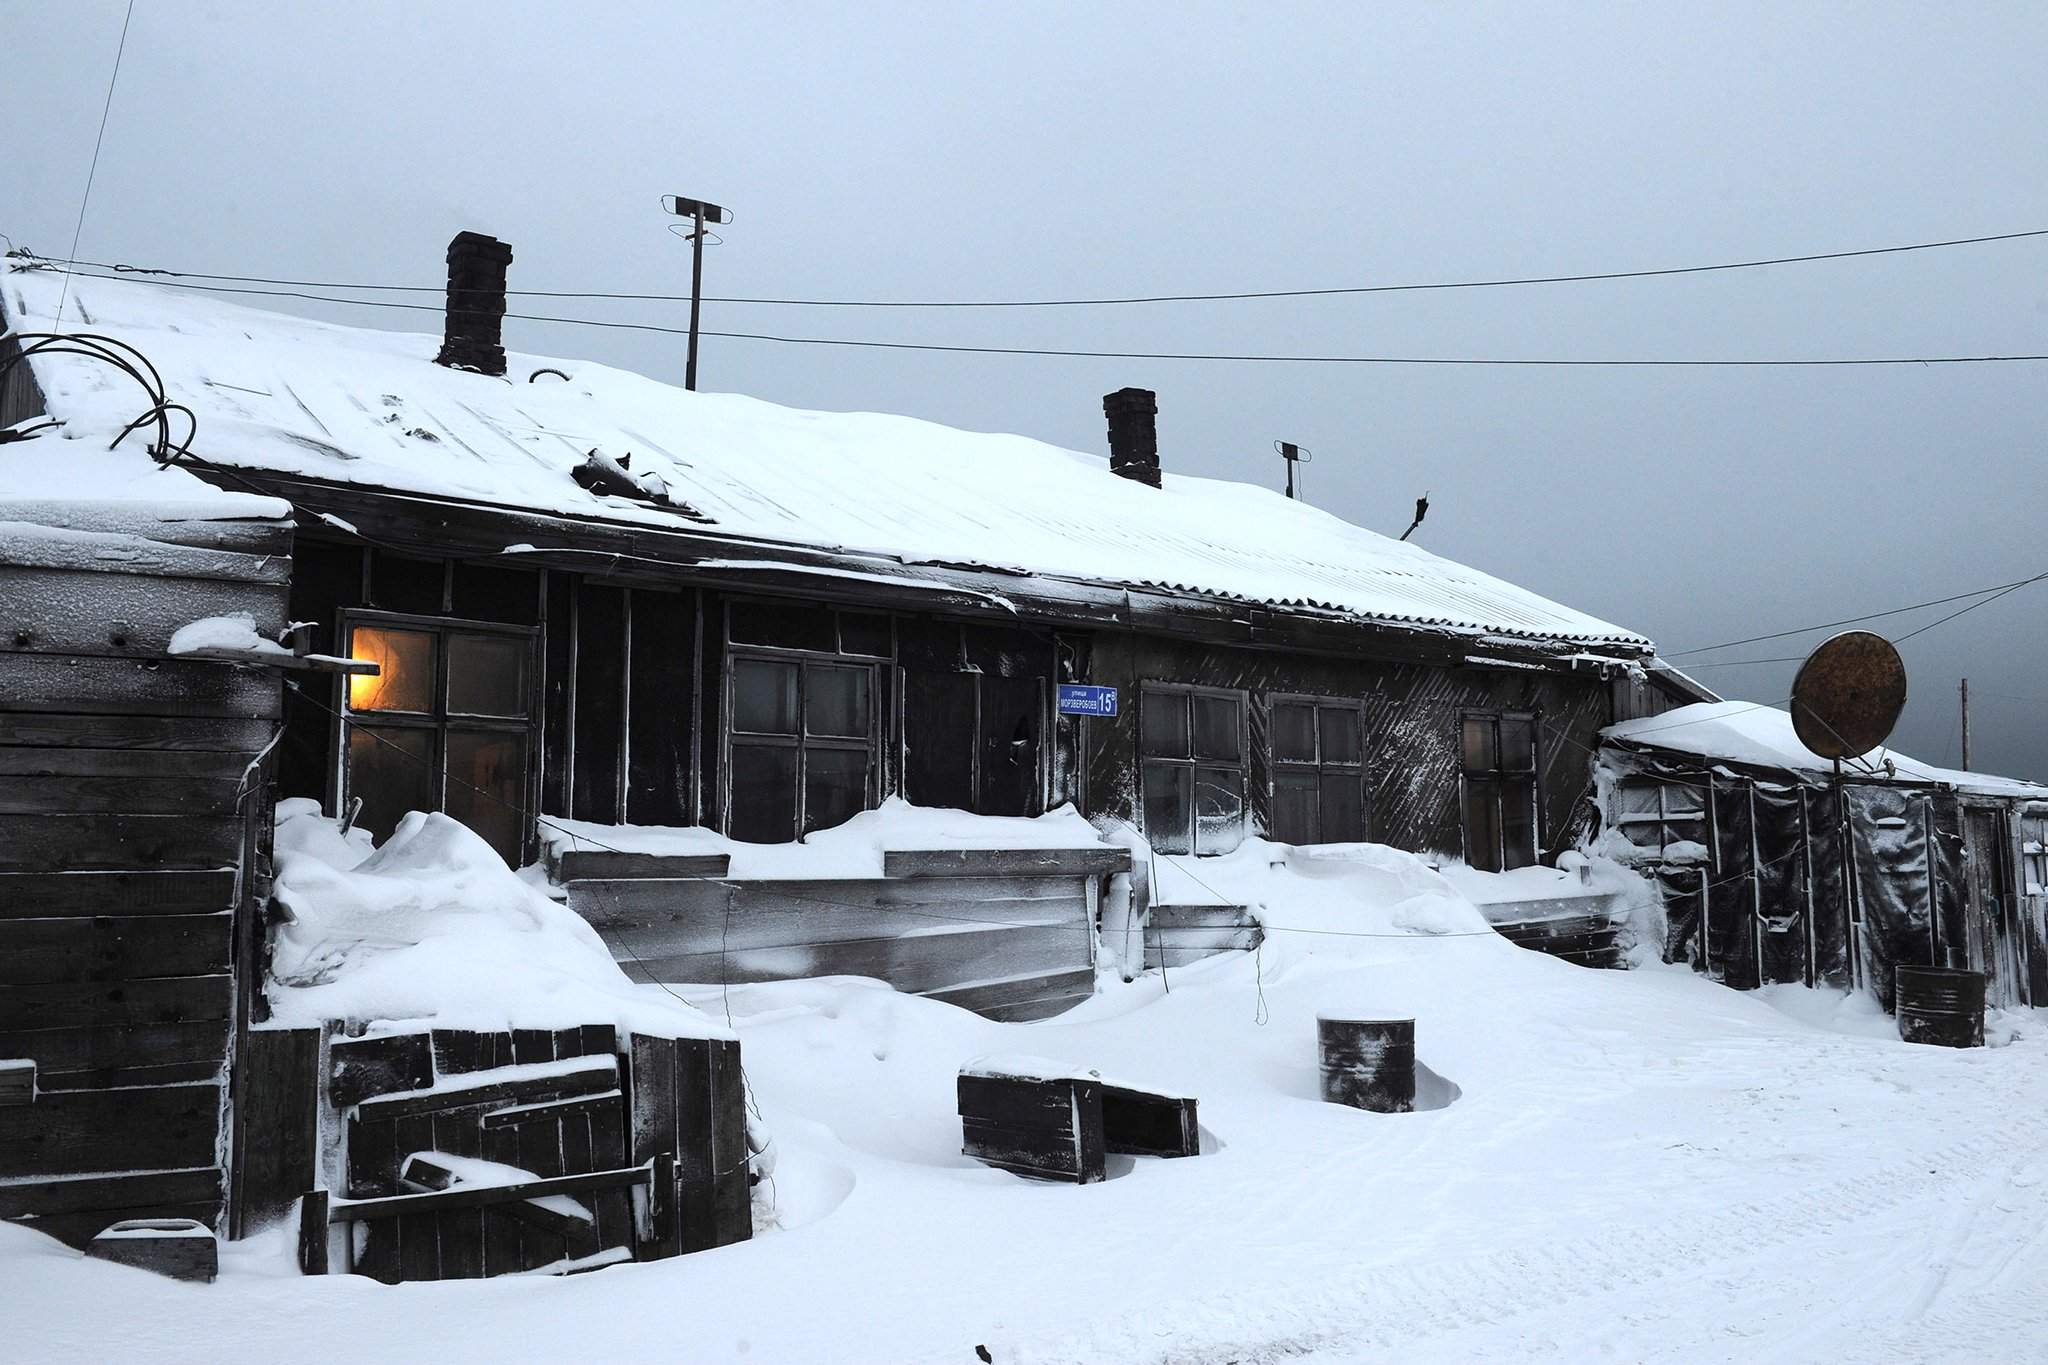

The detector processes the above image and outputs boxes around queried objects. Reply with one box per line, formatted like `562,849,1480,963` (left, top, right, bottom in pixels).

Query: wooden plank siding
1079,631,1615,865
0,511,291,1249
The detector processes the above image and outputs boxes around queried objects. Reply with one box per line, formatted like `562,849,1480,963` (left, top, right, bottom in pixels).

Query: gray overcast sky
10,1,2046,778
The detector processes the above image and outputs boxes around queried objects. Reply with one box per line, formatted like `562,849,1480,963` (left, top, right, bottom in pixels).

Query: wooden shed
0,483,295,1245
1598,701,2048,1008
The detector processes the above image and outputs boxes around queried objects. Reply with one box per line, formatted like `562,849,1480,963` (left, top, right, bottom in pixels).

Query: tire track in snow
1008,1111,2048,1365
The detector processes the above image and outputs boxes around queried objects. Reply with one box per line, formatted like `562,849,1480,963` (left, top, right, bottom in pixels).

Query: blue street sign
1056,684,1119,717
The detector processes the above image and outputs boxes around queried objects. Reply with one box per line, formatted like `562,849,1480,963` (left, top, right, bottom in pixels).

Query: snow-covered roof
3,264,1651,652
1604,700,2048,798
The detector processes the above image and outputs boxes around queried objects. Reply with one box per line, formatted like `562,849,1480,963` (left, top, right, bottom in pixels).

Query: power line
1894,574,2045,642
54,0,135,328
30,268,2048,369
35,225,2048,308
1665,568,2048,658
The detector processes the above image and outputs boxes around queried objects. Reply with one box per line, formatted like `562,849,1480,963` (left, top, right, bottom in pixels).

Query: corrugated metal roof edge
204,463,1657,662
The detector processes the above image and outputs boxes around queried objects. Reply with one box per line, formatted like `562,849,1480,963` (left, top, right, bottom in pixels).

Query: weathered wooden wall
1080,632,1613,863
0,503,290,1247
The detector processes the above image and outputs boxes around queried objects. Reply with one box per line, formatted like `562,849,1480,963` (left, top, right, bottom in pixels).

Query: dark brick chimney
434,231,513,376
1102,387,1160,488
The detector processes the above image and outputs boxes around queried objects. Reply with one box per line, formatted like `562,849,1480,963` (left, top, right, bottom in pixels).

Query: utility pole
1960,677,1972,770
661,194,731,391
1274,441,1312,500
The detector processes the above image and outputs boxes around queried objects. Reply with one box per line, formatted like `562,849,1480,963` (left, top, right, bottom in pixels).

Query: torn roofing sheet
5,266,1652,651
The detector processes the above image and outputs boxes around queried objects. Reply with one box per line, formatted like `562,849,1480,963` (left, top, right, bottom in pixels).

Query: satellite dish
1789,630,1907,760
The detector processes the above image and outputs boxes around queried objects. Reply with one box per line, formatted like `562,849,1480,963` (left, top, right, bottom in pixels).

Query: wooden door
1962,807,2018,1008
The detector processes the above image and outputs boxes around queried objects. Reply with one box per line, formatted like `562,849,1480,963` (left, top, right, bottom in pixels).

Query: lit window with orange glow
348,626,436,712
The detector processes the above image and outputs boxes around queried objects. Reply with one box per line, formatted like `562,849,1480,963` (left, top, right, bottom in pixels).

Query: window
1141,685,1248,855
1610,777,1709,865
726,653,878,842
2022,809,2048,897
344,615,536,864
1270,697,1368,845
1460,712,1539,871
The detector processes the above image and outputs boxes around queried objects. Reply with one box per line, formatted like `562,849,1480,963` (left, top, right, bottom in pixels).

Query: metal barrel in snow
1894,966,1985,1048
1317,1016,1415,1113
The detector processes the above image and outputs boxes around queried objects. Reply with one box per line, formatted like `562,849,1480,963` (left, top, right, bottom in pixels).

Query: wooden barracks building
1,237,1697,1254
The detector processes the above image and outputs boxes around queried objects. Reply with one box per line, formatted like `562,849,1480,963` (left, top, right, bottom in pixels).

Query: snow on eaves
1604,700,2048,799
6,266,1652,651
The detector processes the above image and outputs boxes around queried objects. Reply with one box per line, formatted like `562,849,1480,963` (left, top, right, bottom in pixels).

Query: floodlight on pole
662,194,731,391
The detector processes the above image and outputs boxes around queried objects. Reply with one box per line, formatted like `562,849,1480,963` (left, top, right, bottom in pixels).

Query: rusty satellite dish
1789,630,1908,760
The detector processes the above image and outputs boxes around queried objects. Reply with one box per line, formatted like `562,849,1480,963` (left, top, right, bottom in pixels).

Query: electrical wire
1665,568,2048,658
33,225,2048,308
54,0,134,329
18,265,2048,369
1893,575,2045,643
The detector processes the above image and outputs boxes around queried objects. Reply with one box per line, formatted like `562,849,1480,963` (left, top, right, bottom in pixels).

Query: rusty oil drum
1317,1016,1415,1113
1895,966,1986,1048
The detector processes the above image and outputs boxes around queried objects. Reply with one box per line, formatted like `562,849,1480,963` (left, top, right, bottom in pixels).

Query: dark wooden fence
303,1024,750,1280
0,502,291,1247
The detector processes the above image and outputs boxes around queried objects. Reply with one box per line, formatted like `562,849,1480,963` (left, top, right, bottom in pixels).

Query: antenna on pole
661,193,731,391
1274,441,1312,500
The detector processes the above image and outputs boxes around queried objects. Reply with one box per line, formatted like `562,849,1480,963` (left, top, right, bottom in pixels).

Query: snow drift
267,798,723,1039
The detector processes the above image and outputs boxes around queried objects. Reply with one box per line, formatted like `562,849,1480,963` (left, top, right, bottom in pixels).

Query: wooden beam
0,500,291,555
0,653,282,718
331,1164,650,1222
0,814,249,873
297,1190,330,1275
0,974,232,1031
0,1166,221,1219
479,1089,624,1131
0,912,231,986
229,1026,320,1238
0,525,291,583
0,712,275,752
0,870,237,919
552,850,731,882
0,566,286,658
0,1082,223,1177
882,847,1131,879
174,646,377,675
355,1056,617,1123
0,1058,34,1106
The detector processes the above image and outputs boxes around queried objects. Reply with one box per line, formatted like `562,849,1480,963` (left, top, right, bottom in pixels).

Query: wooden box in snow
84,1217,219,1283
958,1064,1201,1182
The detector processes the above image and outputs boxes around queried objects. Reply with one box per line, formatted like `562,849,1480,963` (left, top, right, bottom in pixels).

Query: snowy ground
10,887,2046,1363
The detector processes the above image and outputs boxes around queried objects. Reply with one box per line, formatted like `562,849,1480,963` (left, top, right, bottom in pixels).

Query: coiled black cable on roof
0,328,196,465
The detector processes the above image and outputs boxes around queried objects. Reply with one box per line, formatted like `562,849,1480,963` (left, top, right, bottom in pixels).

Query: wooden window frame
1459,709,1541,872
337,609,540,862
1139,682,1251,857
1266,692,1370,845
1611,776,1710,865
721,641,883,842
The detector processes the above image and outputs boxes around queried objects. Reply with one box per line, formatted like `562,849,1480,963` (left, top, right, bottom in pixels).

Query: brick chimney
1102,387,1160,488
433,231,513,376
